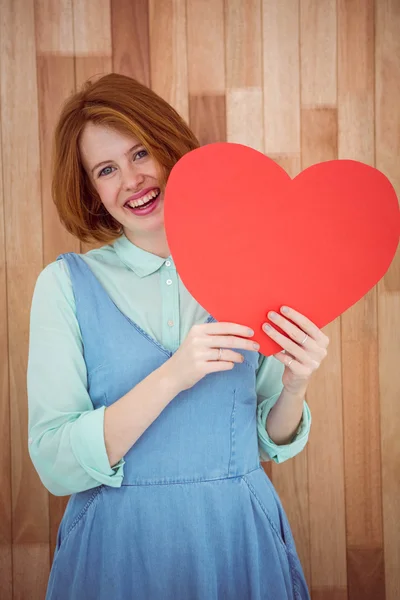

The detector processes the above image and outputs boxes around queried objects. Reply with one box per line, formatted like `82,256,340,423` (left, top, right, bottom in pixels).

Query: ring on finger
217,348,222,361
300,333,308,345
287,358,294,367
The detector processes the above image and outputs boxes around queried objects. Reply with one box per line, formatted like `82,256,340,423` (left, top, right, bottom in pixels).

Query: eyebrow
91,144,143,175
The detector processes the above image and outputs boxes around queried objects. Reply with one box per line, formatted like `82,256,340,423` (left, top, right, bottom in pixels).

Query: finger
273,351,316,377
207,348,244,363
206,361,235,373
200,322,255,338
263,323,310,364
205,335,259,352
267,311,318,350
273,350,295,367
278,306,329,347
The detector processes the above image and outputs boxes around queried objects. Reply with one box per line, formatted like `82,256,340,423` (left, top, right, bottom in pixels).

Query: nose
121,163,145,192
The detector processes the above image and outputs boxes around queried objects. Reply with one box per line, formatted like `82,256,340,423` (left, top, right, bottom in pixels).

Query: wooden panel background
0,0,398,598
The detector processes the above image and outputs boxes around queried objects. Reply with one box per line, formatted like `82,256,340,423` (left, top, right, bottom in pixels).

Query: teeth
127,189,159,209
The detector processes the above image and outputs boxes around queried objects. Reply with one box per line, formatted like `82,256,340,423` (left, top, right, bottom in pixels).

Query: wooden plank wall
0,1,398,598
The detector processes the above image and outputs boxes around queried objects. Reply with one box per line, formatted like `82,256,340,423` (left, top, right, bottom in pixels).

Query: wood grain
189,95,226,146
269,156,301,180
187,0,226,144
347,548,386,600
1,0,50,597
307,318,347,595
0,1,398,596
312,589,347,600
338,0,374,163
225,0,264,152
301,108,348,594
376,2,400,598
36,56,78,263
262,0,300,154
272,452,310,586
112,0,150,85
34,0,74,55
73,0,112,56
268,152,309,587
149,0,189,122
300,0,337,107
338,2,386,597
0,44,12,600
226,89,264,152
375,0,400,293
225,0,262,89
35,0,80,562
74,1,112,255
186,0,225,95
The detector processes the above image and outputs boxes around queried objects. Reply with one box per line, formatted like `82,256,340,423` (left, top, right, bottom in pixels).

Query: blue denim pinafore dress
46,253,310,600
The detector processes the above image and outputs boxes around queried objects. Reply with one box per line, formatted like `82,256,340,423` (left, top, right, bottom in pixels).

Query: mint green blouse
27,234,311,496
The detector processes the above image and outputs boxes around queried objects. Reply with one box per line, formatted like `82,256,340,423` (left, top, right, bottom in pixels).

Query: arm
28,260,124,495
265,384,307,445
255,355,311,463
256,304,329,462
28,261,257,494
27,261,181,496
105,319,258,465
27,261,197,496
103,363,180,466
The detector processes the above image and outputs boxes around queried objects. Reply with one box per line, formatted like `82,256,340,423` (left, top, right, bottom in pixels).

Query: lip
124,187,160,205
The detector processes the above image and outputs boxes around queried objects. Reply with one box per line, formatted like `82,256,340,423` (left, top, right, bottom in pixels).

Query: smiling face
79,122,166,246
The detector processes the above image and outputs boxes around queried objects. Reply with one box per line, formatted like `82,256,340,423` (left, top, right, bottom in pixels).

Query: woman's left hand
262,305,329,395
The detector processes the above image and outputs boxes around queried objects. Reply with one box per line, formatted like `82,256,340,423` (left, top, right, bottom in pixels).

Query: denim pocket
57,487,103,551
242,473,289,553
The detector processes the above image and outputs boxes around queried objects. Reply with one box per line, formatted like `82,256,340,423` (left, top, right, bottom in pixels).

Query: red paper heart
164,143,399,356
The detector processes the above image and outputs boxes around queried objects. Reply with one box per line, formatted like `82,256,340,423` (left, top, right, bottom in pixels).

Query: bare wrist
282,383,308,401
157,360,183,397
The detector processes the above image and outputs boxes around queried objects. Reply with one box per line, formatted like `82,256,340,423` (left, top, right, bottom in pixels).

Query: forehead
79,122,141,169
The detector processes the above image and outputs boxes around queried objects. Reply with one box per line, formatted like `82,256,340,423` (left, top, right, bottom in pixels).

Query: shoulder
35,244,110,288
32,244,116,309
35,255,71,290
32,256,76,313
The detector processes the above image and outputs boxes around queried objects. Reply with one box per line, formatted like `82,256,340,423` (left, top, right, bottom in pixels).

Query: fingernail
281,306,289,314
269,311,278,320
253,342,260,349
263,323,272,331
248,328,254,336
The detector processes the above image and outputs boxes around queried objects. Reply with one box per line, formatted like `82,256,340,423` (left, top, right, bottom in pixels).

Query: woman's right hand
164,322,260,392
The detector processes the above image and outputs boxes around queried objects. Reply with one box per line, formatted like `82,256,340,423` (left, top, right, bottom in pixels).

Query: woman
28,73,328,599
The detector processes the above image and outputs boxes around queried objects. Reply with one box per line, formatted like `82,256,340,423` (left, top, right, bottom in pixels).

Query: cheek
96,180,119,206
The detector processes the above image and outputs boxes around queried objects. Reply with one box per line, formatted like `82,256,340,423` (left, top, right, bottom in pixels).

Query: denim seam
121,466,261,487
242,476,287,552
242,476,302,594
228,389,237,477
129,321,172,358
238,358,257,371
70,254,172,358
87,363,107,382
65,486,103,539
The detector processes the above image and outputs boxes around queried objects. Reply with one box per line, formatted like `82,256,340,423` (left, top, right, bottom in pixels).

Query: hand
165,322,259,392
262,306,329,395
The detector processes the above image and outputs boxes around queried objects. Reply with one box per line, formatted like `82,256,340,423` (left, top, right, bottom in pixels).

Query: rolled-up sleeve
255,355,311,463
27,260,124,496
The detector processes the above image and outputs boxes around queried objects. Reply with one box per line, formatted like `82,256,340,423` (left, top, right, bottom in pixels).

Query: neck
123,228,171,259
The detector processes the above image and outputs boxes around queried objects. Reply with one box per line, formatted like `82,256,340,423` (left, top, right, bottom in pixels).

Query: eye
134,149,148,160
98,165,115,177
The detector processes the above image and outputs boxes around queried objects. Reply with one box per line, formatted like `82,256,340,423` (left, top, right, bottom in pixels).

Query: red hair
52,73,199,243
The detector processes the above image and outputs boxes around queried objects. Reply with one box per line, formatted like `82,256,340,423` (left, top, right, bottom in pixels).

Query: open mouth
124,189,161,214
